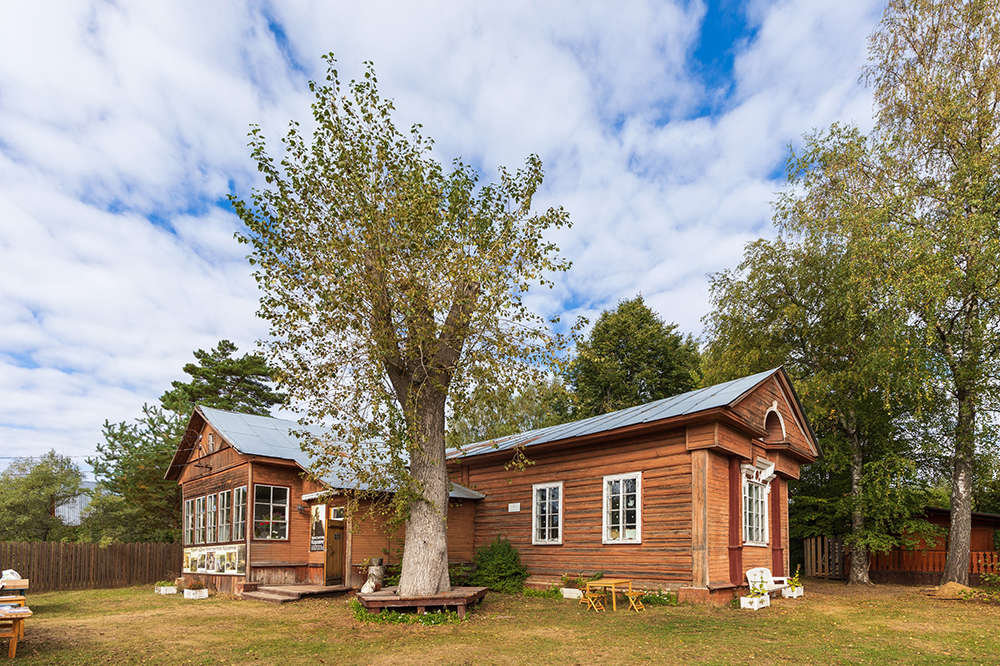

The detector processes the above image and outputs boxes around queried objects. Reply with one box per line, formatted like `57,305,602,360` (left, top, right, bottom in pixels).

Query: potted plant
782,565,804,598
154,580,178,595
184,580,209,600
740,581,770,610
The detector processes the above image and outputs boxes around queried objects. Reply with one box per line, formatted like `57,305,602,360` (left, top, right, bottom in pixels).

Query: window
195,497,206,544
206,494,217,543
218,490,232,542
183,499,195,545
207,432,216,452
532,482,563,545
330,507,345,520
253,485,289,540
234,486,247,540
603,472,641,543
742,459,776,546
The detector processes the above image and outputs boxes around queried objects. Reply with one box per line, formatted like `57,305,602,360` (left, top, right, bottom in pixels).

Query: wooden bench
745,567,790,596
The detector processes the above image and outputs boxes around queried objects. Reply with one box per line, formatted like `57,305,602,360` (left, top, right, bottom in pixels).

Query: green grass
6,580,1000,665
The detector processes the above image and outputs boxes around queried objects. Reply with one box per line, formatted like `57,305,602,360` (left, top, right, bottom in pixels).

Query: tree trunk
397,388,451,596
941,386,975,586
847,434,872,585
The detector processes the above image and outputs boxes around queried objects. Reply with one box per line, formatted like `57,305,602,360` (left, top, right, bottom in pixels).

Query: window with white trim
206,493,217,543
234,486,247,540
183,499,195,545
218,490,232,542
532,482,563,545
603,472,641,543
253,484,289,540
742,458,776,546
195,496,206,544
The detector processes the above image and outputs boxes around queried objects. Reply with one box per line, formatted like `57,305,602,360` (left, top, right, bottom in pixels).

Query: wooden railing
0,541,183,593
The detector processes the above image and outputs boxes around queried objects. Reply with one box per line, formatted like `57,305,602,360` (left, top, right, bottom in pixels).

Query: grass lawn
5,579,1000,665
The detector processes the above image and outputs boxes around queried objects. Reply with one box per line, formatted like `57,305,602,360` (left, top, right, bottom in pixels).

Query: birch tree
232,58,573,596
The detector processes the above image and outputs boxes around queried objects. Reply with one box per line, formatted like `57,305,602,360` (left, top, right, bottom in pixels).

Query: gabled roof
447,367,817,460
167,406,484,500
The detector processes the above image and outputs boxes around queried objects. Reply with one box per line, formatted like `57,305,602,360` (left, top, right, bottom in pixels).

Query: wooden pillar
771,477,784,575
691,449,709,587
728,457,743,585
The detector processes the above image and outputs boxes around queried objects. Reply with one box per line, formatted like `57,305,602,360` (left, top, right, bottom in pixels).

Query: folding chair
625,591,646,612
584,591,606,612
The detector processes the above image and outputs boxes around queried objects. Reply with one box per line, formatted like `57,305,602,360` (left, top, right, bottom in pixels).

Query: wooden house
165,406,482,593
446,368,819,602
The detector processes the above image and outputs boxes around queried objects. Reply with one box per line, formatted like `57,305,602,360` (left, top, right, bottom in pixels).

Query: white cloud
0,0,886,471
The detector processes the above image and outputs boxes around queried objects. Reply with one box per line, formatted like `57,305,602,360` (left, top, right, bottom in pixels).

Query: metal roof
198,406,484,500
446,368,782,460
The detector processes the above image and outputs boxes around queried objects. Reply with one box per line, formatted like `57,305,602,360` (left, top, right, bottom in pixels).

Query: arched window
763,402,786,443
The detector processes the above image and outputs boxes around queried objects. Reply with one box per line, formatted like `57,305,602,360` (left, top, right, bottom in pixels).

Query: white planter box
782,586,803,599
184,588,209,600
560,588,583,600
155,586,178,595
740,595,770,610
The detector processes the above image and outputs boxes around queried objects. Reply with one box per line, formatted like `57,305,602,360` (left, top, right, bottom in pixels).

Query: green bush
349,599,461,625
468,536,528,594
523,585,562,600
640,588,679,606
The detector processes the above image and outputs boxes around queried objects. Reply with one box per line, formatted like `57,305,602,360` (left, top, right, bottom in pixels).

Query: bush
640,588,678,606
523,585,561,600
468,536,528,594
348,599,462,625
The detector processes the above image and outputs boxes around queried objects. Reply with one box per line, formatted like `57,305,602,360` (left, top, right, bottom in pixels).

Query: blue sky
0,0,884,473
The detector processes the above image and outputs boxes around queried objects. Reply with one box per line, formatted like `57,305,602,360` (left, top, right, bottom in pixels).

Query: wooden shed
166,406,482,593
446,368,819,602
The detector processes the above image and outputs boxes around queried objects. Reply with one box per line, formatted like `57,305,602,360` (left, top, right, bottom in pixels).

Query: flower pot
155,586,178,595
560,588,583,600
740,595,770,610
184,588,209,600
782,586,803,599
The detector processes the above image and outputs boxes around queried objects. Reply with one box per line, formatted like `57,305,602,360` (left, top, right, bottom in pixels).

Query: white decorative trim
741,458,775,547
764,401,787,440
531,481,563,545
602,472,642,544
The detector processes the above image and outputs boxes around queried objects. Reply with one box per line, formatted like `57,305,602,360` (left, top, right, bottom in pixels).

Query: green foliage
159,339,285,415
447,377,574,448
348,598,462,625
232,55,575,595
468,537,528,594
449,562,474,587
155,580,175,588
567,295,699,418
85,340,286,544
788,565,802,590
523,585,562,599
0,451,83,542
640,588,679,606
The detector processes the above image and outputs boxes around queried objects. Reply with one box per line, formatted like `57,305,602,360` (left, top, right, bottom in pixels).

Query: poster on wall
183,544,246,575
310,504,326,552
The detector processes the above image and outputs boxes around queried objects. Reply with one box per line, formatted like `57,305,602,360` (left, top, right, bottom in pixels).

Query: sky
0,0,885,476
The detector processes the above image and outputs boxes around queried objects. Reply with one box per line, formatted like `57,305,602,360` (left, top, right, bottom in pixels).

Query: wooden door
325,522,345,585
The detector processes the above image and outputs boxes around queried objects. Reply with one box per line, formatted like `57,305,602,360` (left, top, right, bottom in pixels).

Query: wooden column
691,449,709,587
771,477,784,575
728,456,743,585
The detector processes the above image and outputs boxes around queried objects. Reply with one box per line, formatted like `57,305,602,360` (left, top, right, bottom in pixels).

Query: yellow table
0,607,31,659
584,578,633,612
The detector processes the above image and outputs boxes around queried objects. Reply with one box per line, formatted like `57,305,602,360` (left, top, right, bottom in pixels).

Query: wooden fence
804,535,1000,584
0,542,183,593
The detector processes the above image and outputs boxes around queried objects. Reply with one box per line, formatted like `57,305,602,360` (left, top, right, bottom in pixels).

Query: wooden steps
242,584,353,604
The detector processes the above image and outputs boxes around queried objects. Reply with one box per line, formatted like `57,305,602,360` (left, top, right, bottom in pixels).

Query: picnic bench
0,604,30,659
745,567,789,595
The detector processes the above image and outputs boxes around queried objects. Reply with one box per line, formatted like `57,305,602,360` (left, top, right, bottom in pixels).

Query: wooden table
0,607,31,659
585,578,633,612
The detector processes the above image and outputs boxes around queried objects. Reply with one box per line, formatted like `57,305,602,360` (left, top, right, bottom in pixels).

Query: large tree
566,295,699,418
704,236,932,584
0,451,83,542
233,57,573,596
86,340,285,543
777,0,1000,585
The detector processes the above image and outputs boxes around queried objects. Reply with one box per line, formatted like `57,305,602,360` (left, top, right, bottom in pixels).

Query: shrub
348,599,462,625
640,588,678,606
468,536,528,594
523,585,561,600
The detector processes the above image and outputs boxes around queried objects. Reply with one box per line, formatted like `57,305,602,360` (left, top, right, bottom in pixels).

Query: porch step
242,591,297,604
258,586,303,599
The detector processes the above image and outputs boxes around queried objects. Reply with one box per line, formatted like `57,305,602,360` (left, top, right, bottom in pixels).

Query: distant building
55,481,97,525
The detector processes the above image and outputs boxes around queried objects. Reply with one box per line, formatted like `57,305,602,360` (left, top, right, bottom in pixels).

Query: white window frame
253,484,290,541
234,486,247,540
742,458,776,547
532,481,564,545
206,493,217,543
602,472,642,544
195,496,206,544
218,490,232,542
183,499,195,545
